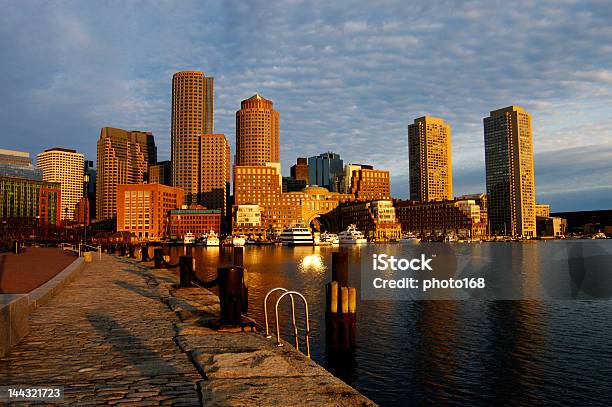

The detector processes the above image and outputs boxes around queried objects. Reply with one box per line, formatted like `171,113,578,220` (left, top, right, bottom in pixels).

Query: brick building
168,205,221,239
340,200,402,241
116,183,183,241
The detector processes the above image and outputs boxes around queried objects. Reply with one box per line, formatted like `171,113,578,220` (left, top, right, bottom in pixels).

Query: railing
79,243,102,260
264,287,311,358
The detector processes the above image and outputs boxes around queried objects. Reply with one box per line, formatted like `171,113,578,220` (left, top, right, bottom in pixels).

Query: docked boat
183,232,195,245
339,224,367,244
232,235,246,247
205,230,220,246
399,233,420,244
280,226,314,246
317,232,339,245
592,230,608,239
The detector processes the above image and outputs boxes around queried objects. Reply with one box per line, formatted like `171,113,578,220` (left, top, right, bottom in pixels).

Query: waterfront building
0,176,61,225
550,210,611,235
235,94,280,166
233,164,352,236
536,216,567,238
290,157,309,183
116,183,183,241
37,148,85,220
340,200,402,241
484,105,536,237
408,116,453,201
171,70,214,204
96,127,157,221
84,160,96,220
394,199,487,239
168,205,221,239
282,176,307,192
73,196,90,226
535,203,551,218
456,193,488,231
308,152,343,192
0,149,42,181
233,204,265,237
148,160,172,186
350,167,391,201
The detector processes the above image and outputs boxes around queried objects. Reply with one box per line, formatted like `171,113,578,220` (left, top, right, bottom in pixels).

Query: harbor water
167,241,612,406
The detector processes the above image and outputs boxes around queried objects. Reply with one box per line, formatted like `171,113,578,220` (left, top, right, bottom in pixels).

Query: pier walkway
0,254,375,406
0,254,202,405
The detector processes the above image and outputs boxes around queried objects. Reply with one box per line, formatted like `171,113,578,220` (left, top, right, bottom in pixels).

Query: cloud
0,0,611,212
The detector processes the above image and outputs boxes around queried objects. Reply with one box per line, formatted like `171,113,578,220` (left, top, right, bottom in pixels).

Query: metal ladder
264,287,311,358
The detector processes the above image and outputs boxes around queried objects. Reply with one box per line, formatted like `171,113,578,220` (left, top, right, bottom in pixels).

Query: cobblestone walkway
0,254,202,406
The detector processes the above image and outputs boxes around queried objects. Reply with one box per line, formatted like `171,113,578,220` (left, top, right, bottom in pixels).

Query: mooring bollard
120,244,126,256
129,244,135,258
218,265,246,325
179,255,193,287
153,248,164,268
12,241,20,254
326,250,357,353
233,246,244,267
141,244,150,262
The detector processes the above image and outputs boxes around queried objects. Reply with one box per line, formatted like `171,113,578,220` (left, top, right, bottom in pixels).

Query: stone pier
0,254,375,406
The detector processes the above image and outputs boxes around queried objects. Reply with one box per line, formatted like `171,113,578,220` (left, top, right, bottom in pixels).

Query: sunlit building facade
96,127,157,221
37,148,84,220
484,106,536,237
235,94,280,166
117,183,183,241
408,116,453,201
171,70,214,204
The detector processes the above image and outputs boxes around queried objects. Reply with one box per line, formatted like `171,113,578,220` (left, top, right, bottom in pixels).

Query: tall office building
408,116,453,202
96,127,156,221
483,106,536,237
148,160,172,186
0,149,42,180
308,152,343,192
37,148,85,220
235,94,280,166
200,134,230,216
171,70,214,204
290,158,309,183
84,160,96,221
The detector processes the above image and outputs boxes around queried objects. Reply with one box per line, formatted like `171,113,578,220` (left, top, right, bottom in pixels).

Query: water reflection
166,242,612,406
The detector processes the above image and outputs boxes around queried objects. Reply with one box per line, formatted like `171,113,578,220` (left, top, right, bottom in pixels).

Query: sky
1,0,611,212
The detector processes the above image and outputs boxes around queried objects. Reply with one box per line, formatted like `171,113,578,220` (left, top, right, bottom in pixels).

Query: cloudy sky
1,0,611,211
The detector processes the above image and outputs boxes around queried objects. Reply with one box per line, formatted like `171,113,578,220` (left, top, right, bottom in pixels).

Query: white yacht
232,235,246,247
280,226,314,246
400,233,421,244
317,232,339,245
183,232,195,245
205,230,220,246
339,224,367,244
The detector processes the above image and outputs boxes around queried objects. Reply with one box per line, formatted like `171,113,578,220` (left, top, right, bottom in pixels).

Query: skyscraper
200,134,230,216
37,148,85,220
171,70,214,204
235,94,280,166
408,116,453,202
484,106,536,237
308,152,343,192
96,127,156,221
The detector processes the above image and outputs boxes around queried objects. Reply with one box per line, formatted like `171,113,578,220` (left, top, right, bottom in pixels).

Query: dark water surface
168,241,612,406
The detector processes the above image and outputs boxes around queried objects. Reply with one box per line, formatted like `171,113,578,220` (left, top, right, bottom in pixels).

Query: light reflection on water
166,242,612,406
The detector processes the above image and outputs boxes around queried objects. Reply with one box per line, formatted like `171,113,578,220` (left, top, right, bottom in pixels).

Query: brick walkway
0,254,202,406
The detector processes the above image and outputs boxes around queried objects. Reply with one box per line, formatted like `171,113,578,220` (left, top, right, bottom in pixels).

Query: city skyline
1,1,611,212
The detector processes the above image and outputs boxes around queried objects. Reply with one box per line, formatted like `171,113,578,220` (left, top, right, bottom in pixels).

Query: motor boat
183,232,195,245
339,224,367,244
399,233,420,244
205,230,220,246
280,226,314,246
232,235,246,247
317,232,339,245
